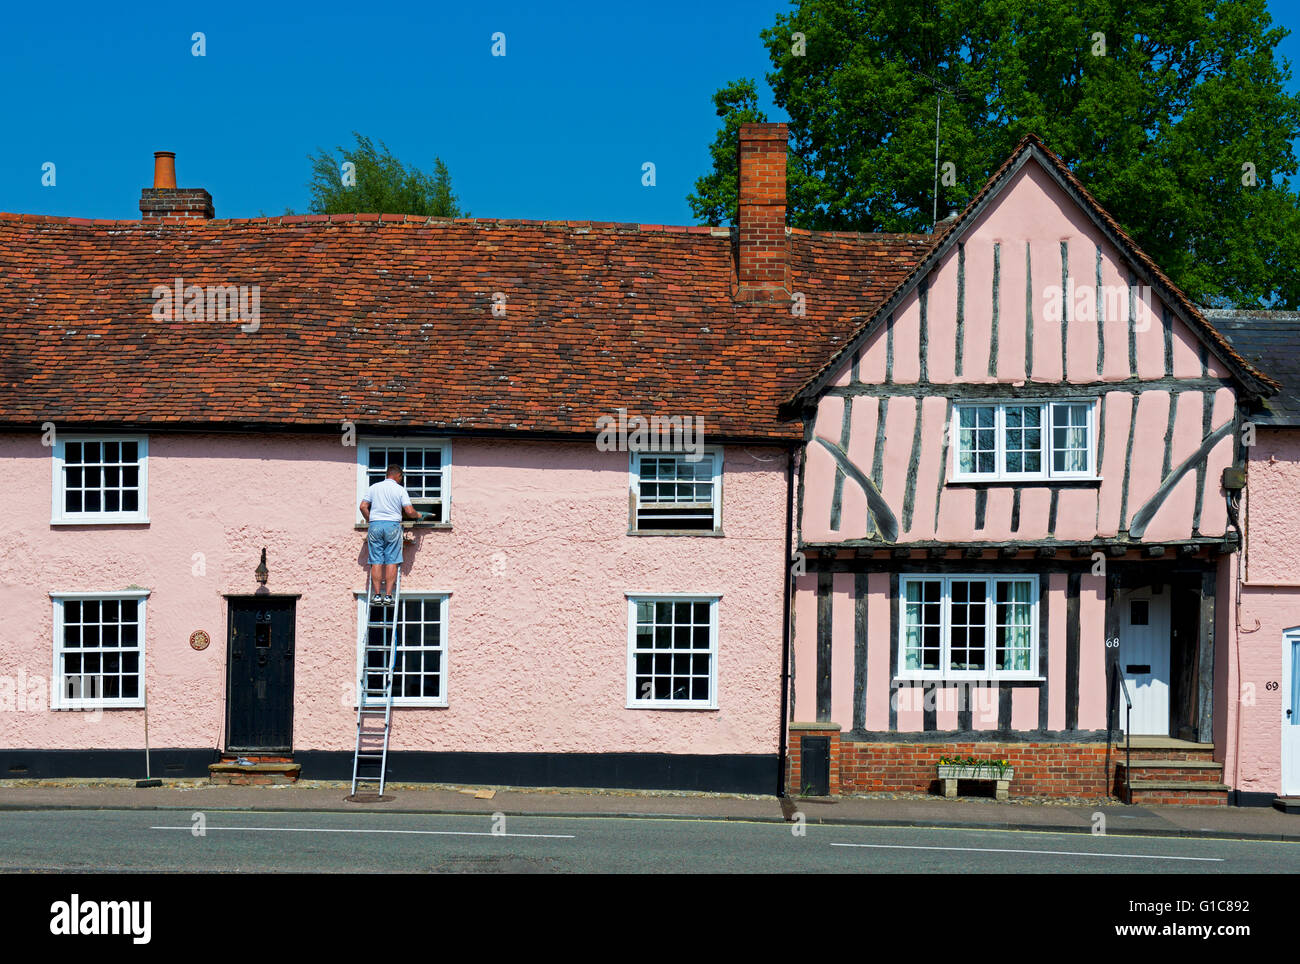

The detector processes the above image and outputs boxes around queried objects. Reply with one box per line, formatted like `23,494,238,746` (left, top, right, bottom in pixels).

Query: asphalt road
1,809,1298,873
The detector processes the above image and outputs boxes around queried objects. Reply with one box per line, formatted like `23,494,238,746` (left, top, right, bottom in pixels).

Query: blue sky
2,0,1297,224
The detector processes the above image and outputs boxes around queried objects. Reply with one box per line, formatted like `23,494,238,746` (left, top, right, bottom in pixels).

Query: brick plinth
791,739,1114,798
787,723,841,796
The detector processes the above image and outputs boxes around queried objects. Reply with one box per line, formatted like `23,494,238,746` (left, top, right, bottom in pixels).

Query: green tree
689,0,1300,308
307,132,466,217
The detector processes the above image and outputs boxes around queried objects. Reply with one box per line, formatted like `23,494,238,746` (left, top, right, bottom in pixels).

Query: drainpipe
777,443,797,797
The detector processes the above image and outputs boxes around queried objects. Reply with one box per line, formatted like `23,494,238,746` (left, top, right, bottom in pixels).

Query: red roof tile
0,215,933,440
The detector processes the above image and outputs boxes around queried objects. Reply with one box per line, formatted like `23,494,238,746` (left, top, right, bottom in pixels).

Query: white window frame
625,593,720,709
629,447,723,533
949,401,1098,482
51,590,149,709
896,574,1039,681
50,435,149,525
356,437,452,525
353,591,450,708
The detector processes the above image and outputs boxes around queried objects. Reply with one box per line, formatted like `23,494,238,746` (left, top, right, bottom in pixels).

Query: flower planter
936,764,1014,801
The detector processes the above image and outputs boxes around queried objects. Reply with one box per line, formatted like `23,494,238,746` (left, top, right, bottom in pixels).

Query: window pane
1050,403,1090,473
995,580,1035,671
632,597,714,702
1003,405,1043,474
957,407,997,475
949,580,988,671
902,580,943,671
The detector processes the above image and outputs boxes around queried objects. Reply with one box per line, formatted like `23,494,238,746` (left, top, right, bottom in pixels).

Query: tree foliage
689,0,1300,308
307,132,466,217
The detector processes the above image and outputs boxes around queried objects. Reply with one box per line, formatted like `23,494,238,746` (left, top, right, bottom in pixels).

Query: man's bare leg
383,564,399,597
370,563,385,596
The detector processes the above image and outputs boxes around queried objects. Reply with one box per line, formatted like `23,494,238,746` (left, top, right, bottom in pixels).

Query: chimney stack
140,151,214,222
736,123,789,301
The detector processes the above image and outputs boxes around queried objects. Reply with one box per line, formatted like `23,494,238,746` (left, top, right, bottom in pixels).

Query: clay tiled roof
0,213,932,441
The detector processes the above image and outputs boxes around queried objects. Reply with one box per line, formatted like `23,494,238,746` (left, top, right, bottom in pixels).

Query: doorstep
208,759,301,786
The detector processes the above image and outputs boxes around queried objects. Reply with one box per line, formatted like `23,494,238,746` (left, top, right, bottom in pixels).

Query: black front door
226,597,295,752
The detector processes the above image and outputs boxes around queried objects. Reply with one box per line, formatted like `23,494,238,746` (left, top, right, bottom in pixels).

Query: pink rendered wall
1223,429,1300,792
790,574,818,722
800,160,1240,547
0,432,788,756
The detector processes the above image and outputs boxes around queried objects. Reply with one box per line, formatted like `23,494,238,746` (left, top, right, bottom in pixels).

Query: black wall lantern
255,547,269,585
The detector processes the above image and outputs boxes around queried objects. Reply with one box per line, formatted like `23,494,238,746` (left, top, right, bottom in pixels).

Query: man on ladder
359,463,419,605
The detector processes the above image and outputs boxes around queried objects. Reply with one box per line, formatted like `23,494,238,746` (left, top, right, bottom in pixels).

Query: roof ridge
0,211,940,244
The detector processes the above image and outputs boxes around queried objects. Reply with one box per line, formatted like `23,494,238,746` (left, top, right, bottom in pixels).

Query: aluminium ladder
351,567,403,796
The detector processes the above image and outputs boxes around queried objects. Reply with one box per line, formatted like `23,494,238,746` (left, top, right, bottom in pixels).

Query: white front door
1119,587,1171,736
1283,629,1300,796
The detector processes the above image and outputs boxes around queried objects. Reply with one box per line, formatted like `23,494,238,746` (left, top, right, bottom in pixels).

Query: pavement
1,780,1297,842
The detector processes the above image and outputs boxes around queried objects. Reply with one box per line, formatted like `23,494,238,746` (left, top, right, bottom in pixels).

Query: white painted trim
629,447,723,533
50,592,148,710
356,437,452,526
949,400,1099,483
353,592,449,709
1283,626,1300,796
625,594,720,710
623,591,725,599
50,434,149,525
351,590,454,598
49,590,151,599
895,573,1041,681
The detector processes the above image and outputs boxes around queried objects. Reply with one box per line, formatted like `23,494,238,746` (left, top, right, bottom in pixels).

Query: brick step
209,760,301,786
1126,779,1229,806
1117,760,1223,783
1125,749,1216,762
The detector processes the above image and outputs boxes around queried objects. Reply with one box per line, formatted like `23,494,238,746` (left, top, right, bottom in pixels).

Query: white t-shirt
365,478,412,522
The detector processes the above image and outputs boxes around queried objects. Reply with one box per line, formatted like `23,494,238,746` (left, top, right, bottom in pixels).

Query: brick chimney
736,122,789,301
140,151,214,221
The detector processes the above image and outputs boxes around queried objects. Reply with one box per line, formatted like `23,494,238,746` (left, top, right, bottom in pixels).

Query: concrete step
1274,796,1300,814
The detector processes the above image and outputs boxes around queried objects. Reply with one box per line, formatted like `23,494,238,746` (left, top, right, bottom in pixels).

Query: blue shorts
367,521,403,564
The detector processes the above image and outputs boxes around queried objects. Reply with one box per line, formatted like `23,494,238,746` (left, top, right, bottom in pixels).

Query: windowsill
628,528,724,537
357,701,448,710
627,702,719,711
51,518,150,526
354,522,451,530
893,676,1046,684
52,701,146,711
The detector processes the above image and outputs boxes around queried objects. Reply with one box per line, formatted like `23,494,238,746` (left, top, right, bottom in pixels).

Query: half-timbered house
787,135,1281,804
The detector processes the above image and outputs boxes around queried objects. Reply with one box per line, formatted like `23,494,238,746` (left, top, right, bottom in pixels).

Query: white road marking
151,826,573,839
830,842,1222,861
